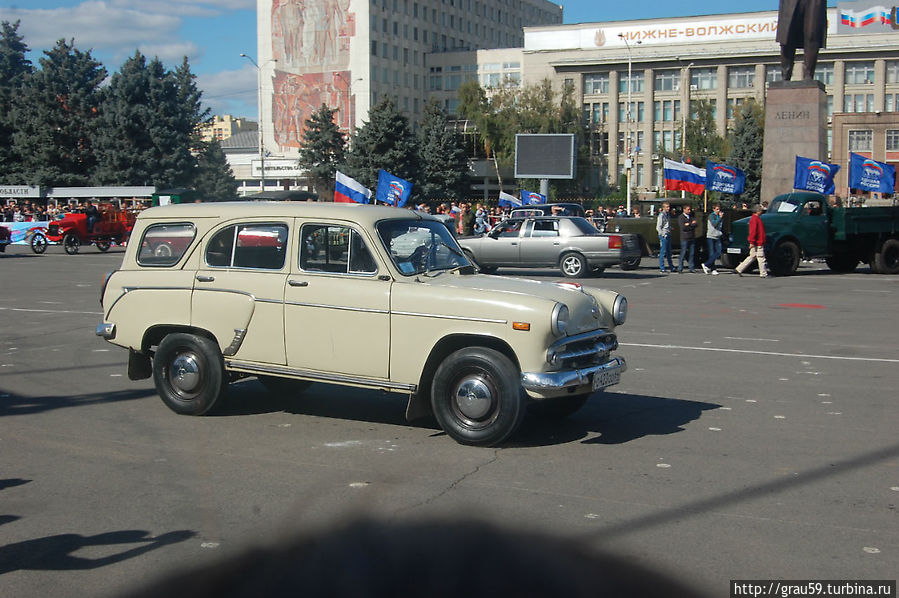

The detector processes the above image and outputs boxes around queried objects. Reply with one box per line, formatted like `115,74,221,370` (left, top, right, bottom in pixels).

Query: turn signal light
512,321,531,331
608,235,623,249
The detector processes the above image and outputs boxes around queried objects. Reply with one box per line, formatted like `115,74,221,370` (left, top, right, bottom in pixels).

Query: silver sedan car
459,216,642,278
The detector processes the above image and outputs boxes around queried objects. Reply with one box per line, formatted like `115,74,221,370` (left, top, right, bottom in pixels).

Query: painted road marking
620,342,899,364
724,337,780,342
0,306,103,316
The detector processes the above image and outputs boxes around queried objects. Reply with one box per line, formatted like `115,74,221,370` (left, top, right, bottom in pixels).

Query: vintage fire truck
31,205,136,254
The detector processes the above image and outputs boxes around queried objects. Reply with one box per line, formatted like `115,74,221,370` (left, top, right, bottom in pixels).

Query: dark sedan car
459,216,642,278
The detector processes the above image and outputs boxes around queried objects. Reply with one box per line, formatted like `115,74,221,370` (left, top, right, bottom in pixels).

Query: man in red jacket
736,204,769,278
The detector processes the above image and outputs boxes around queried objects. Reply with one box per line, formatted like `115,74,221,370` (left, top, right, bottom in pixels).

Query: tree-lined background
0,21,237,200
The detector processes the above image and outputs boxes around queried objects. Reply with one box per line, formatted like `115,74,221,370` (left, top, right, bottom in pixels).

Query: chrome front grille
546,329,618,368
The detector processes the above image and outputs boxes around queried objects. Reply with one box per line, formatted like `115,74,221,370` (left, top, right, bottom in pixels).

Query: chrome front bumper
520,356,627,391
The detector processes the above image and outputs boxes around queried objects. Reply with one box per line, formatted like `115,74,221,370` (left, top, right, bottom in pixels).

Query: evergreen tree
94,53,202,189
0,21,32,183
345,97,416,192
193,139,238,201
298,104,346,197
416,99,468,199
728,99,765,203
11,38,105,186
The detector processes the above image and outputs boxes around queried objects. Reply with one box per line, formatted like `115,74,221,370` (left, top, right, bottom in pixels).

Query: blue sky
0,0,841,119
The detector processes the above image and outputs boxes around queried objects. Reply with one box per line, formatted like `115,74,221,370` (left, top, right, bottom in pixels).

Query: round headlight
551,303,569,337
612,295,628,326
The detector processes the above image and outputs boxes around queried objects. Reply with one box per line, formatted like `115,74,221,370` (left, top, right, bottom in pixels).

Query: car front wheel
153,333,227,415
431,347,524,446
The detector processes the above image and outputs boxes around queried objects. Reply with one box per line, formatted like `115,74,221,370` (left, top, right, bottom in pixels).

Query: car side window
205,223,288,269
531,219,559,237
137,223,196,267
804,201,823,217
498,220,523,238
300,224,376,275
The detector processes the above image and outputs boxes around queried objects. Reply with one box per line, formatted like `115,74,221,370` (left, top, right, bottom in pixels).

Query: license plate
592,369,620,391
726,247,742,254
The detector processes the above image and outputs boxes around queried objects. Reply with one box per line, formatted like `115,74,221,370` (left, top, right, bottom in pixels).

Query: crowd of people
1,199,149,224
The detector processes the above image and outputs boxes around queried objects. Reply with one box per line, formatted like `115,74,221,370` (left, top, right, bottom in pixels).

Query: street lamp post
619,34,641,214
240,53,276,192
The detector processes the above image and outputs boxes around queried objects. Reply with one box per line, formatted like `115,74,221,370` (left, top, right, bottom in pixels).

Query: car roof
137,201,435,228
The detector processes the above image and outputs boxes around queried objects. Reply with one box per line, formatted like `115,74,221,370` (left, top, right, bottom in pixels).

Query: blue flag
706,160,746,194
376,169,413,207
794,156,840,194
521,190,546,205
848,152,895,193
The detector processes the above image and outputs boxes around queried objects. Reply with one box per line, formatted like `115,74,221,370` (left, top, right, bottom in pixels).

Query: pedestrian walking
735,204,769,278
678,204,698,272
656,202,675,273
702,204,724,275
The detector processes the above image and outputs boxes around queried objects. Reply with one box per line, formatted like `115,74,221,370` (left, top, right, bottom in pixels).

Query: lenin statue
776,0,827,80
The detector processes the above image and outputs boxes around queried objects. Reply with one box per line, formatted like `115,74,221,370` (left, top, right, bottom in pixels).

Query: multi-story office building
521,4,899,196
255,0,561,171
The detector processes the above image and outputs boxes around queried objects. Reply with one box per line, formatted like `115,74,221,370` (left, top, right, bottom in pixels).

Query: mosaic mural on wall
270,0,356,149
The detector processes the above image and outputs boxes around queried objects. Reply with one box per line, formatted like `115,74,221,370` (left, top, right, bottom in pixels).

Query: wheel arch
405,333,520,422
142,325,219,354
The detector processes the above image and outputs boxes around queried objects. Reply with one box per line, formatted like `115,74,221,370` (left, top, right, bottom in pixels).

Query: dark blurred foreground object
124,518,707,598
776,0,827,80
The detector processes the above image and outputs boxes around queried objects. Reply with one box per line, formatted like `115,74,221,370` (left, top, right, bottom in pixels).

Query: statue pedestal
761,80,828,202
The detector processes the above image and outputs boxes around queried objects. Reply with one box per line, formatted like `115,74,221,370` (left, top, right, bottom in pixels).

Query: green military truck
728,191,899,276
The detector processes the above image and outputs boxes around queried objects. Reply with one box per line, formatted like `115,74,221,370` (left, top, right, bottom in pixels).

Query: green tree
298,104,346,197
193,139,238,201
93,52,201,189
11,38,106,186
416,99,468,199
682,99,727,168
728,99,765,203
0,20,32,182
345,97,416,192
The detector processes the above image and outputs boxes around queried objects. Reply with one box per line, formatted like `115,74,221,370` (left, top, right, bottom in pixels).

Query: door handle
195,275,215,282
288,279,308,287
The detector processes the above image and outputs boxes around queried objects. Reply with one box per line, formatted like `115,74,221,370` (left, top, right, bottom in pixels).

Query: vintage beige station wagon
96,202,628,446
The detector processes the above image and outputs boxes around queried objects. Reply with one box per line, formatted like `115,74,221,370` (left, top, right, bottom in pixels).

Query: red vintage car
31,205,136,254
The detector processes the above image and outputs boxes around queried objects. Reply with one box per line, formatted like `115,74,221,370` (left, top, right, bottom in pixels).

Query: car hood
418,271,614,332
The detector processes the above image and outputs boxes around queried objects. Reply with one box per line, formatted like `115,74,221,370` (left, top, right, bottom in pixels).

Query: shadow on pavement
514,391,720,447
0,388,157,417
217,380,717,448
0,529,195,574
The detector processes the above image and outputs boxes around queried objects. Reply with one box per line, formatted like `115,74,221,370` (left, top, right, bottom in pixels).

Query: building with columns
519,5,899,196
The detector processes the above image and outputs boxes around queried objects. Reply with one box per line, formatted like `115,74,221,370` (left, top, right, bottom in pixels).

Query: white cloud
197,65,258,119
138,41,203,65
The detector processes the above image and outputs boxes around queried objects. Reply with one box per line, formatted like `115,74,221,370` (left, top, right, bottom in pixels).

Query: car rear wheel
431,347,524,446
63,233,81,255
873,238,899,274
560,252,588,278
153,333,227,415
96,240,111,252
30,233,48,254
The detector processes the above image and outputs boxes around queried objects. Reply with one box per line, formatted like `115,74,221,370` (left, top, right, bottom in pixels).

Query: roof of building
221,130,258,150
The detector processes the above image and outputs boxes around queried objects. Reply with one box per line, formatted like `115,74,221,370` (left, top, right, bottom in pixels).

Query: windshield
769,196,802,214
377,219,470,276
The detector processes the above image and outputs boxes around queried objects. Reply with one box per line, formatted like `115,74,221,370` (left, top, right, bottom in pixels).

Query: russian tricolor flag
663,158,706,195
334,171,371,204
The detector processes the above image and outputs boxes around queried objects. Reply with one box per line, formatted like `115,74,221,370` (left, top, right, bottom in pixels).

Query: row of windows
848,129,899,152
369,0,530,30
584,61,898,96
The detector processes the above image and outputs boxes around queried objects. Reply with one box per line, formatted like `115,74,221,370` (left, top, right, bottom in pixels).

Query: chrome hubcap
169,353,201,393
453,376,493,420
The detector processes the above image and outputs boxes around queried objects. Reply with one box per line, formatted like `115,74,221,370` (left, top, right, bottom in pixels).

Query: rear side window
205,223,289,270
137,223,196,267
